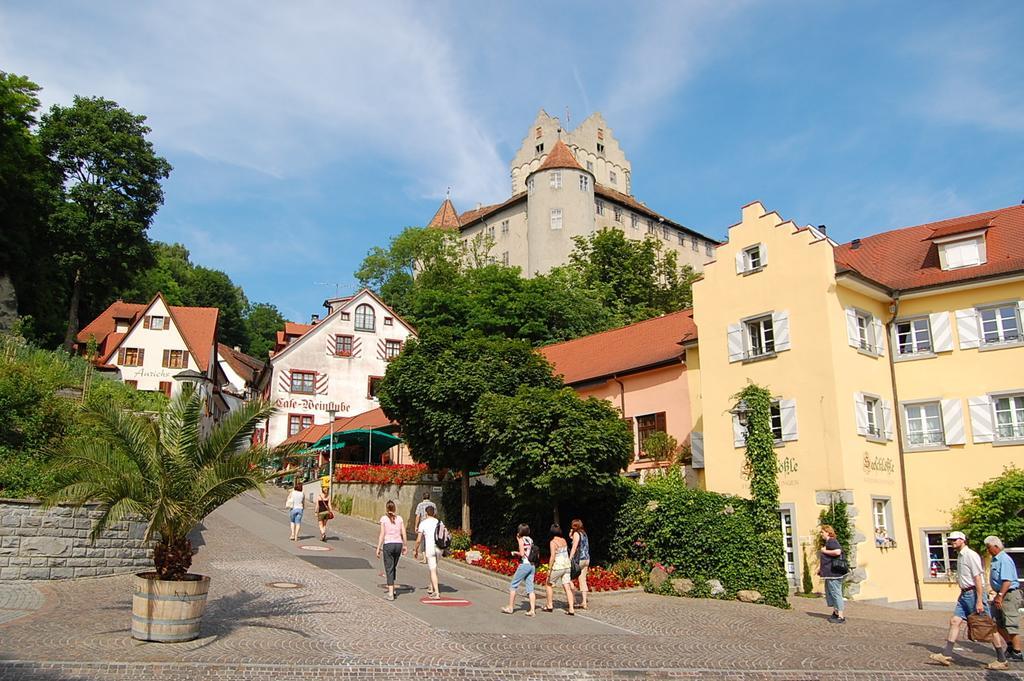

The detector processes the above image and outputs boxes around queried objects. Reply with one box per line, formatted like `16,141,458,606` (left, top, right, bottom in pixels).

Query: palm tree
49,383,282,580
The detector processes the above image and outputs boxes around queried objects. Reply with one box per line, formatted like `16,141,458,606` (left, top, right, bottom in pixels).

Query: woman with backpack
569,518,590,610
375,500,407,601
501,524,537,616
543,523,575,615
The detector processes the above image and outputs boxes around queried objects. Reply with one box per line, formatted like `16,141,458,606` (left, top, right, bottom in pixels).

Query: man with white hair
929,531,1008,669
985,535,1022,665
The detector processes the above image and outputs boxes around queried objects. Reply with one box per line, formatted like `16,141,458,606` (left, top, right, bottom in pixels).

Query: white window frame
872,497,895,548
609,170,617,184
862,395,886,440
940,238,983,270
745,245,763,270
902,400,944,449
550,170,562,189
550,208,563,230
579,174,589,191
770,402,783,442
894,317,933,357
978,304,1022,347
501,219,509,235
595,200,604,216
922,528,958,582
993,393,1024,443
149,316,168,330
527,177,534,194
779,505,799,585
744,315,775,359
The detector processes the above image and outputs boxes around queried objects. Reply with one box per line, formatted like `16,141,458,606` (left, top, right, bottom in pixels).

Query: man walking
413,505,442,600
413,492,436,563
985,535,1022,667
929,531,1009,669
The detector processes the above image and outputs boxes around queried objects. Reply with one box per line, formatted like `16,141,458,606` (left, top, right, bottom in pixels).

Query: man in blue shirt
986,536,1022,665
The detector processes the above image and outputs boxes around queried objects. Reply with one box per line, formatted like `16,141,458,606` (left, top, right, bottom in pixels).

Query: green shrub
612,467,782,605
801,544,814,595
952,467,1024,547
818,498,852,559
609,558,646,584
450,529,472,552
332,495,353,515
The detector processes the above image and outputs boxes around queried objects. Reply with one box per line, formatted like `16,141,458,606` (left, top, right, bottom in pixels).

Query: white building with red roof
426,111,719,276
264,288,416,447
76,292,220,400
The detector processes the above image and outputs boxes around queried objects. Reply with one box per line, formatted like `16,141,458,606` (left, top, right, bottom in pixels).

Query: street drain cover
266,581,303,589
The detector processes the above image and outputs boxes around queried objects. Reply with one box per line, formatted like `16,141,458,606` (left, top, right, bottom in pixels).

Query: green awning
300,428,403,456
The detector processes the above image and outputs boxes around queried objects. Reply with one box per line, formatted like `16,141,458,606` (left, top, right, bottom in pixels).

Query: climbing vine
735,384,790,608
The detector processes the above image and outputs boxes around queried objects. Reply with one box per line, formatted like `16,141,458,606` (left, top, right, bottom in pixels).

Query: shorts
994,588,1022,634
510,562,535,594
953,589,989,620
548,567,570,586
824,577,844,611
289,508,303,524
425,547,440,570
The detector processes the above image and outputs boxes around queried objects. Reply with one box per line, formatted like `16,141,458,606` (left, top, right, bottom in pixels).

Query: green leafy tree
641,431,679,465
117,242,191,305
356,227,462,317
183,266,250,349
952,467,1024,547
734,383,790,607
377,333,560,532
568,228,698,324
0,72,63,345
244,302,286,359
39,96,171,351
474,386,632,525
49,384,277,579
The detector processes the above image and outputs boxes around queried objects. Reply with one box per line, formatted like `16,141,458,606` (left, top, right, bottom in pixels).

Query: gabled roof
280,407,397,446
270,288,417,365
834,204,1024,292
77,294,219,371
427,198,461,230
594,184,720,243
539,309,697,386
457,192,528,227
533,139,584,173
217,343,265,384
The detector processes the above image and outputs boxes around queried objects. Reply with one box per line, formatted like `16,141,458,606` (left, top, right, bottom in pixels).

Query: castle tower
525,139,595,274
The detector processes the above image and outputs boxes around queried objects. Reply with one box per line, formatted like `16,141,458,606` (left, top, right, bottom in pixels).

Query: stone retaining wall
0,499,152,580
329,482,449,527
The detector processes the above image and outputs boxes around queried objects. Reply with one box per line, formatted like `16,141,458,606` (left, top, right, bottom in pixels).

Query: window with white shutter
778,398,798,442
955,308,981,349
727,323,745,363
690,432,704,469
993,394,1024,442
772,311,791,352
894,318,932,356
902,401,943,448
855,393,887,440
968,396,994,443
978,304,1022,346
846,308,883,355
735,244,766,274
930,312,953,352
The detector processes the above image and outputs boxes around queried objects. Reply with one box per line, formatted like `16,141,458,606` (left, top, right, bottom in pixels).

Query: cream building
264,289,416,447
690,201,1024,606
427,111,718,276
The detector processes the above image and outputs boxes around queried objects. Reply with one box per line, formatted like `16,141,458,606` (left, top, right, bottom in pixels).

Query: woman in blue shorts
501,524,537,616
285,481,305,541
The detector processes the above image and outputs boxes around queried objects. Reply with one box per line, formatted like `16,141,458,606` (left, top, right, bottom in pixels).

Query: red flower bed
333,464,428,485
450,545,634,591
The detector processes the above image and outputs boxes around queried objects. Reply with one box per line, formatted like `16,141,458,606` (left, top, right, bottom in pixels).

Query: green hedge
612,468,784,604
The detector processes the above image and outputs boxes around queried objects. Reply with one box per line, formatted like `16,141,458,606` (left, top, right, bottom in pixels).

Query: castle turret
525,140,595,274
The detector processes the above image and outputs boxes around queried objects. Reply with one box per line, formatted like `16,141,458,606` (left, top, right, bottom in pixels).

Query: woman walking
375,500,407,601
543,524,575,615
316,484,334,542
501,524,537,616
569,519,590,610
819,524,846,624
285,481,304,541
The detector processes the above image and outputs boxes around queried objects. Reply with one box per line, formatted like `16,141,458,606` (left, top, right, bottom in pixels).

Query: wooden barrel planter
131,573,211,642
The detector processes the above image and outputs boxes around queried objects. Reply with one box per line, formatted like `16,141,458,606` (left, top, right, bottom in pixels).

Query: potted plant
49,383,283,642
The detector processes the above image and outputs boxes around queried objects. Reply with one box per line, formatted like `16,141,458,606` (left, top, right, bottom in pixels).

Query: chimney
817,224,827,235
851,238,861,250
311,313,320,324
233,345,240,352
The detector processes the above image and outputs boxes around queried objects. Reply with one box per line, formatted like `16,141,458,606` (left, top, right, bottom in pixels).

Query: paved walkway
0,489,1019,680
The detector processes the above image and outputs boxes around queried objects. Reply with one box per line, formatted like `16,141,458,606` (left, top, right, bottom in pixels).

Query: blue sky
2,1,1022,323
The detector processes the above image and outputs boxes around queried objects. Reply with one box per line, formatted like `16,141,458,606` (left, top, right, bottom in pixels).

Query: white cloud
0,1,509,201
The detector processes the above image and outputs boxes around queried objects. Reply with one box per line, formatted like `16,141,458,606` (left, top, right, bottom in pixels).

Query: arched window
354,304,375,332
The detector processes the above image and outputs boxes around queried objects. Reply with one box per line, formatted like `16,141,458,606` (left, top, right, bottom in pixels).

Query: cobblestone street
1,491,1020,680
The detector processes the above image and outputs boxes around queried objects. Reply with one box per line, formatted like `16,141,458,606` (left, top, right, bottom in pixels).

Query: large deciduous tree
952,467,1024,547
474,386,633,525
39,96,171,351
377,333,560,533
244,302,286,359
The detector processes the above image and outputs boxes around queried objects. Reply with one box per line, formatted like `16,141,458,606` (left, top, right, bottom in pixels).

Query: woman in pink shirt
375,500,407,601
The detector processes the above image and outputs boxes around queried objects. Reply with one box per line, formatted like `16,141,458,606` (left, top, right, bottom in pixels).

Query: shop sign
863,454,895,475
274,397,351,413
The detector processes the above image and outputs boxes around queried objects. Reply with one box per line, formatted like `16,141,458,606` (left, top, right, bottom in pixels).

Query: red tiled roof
535,139,583,172
457,192,527,227
77,296,220,371
427,198,461,230
284,322,315,337
594,184,718,243
217,343,265,384
539,309,697,385
281,407,397,447
834,204,1024,292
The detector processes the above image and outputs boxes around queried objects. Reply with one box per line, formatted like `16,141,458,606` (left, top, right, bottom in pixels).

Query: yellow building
691,201,1024,607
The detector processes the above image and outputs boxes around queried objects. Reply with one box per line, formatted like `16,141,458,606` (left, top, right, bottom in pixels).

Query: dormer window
929,226,988,271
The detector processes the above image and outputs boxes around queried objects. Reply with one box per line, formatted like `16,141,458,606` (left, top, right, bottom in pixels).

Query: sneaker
1008,649,1023,662
928,653,953,667
986,661,1009,671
